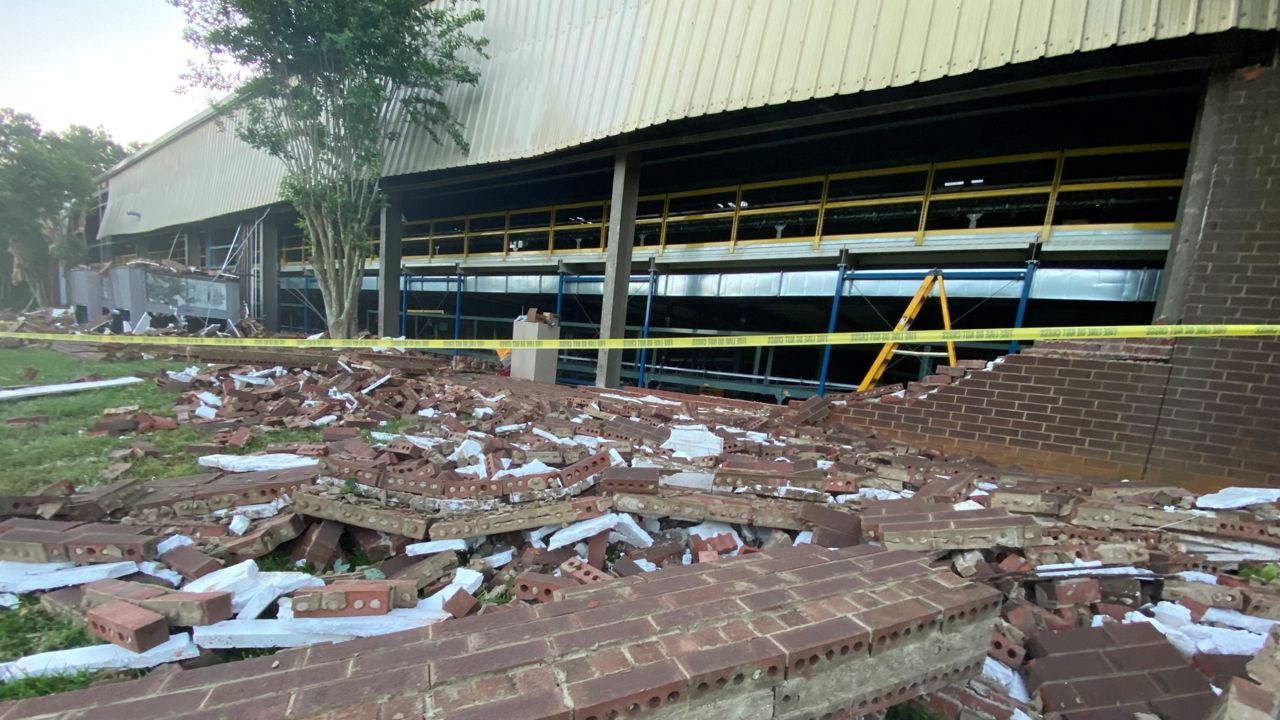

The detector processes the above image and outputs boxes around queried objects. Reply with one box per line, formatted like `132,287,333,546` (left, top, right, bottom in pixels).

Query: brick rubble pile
0,351,1278,719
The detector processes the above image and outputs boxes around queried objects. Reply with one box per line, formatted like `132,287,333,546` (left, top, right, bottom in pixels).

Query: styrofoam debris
453,568,485,595
406,539,469,556
236,572,324,620
448,438,484,463
136,562,183,587
1176,571,1219,585
228,515,251,536
361,374,391,394
0,376,144,403
0,633,199,680
183,559,260,596
193,619,349,649
1195,487,1280,510
686,522,743,554
661,425,724,459
856,487,907,501
196,391,223,407
156,535,194,555
197,453,320,473
1203,608,1280,635
547,512,653,550
0,561,137,593
491,460,555,480
230,373,273,386
659,471,715,491
634,558,658,572
982,656,1031,703
215,495,289,521
1133,603,1270,657
482,549,514,569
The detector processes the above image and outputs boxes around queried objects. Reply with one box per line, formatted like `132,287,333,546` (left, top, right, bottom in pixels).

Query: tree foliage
174,0,486,337
0,109,126,309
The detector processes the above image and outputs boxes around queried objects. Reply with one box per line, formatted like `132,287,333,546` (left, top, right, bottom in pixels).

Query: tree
0,110,126,309
174,0,486,338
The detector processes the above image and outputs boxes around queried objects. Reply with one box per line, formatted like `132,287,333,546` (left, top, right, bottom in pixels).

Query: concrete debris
0,356,1278,720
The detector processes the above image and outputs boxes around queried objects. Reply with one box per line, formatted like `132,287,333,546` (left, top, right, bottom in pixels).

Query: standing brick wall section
826,66,1280,491
825,340,1174,483
1144,65,1280,489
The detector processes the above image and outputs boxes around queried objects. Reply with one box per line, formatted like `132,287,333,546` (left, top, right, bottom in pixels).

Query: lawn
0,346,320,495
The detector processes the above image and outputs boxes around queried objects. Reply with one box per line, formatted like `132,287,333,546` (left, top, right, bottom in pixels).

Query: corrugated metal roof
100,0,1279,237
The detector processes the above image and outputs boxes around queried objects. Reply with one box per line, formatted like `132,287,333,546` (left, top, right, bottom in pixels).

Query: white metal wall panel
101,0,1279,238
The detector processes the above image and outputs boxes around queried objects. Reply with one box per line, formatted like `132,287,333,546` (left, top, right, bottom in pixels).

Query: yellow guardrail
1,325,1276,351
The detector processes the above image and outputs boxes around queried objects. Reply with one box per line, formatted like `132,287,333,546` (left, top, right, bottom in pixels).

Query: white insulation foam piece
197,453,319,473
0,561,137,593
0,376,144,403
982,656,1031,703
1196,487,1280,509
546,512,653,550
236,572,324,619
183,559,259,596
0,633,198,679
660,425,724,459
406,539,469,556
193,619,349,649
136,562,183,587
482,549,514,569
1176,571,1219,585
156,535,194,555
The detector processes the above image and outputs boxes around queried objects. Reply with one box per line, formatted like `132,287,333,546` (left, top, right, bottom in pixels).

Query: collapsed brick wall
0,545,1000,720
828,66,1280,491
1144,65,1280,490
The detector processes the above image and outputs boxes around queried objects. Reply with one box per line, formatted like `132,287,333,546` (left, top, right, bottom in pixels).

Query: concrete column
1154,71,1227,323
378,192,404,338
595,150,641,388
260,222,280,331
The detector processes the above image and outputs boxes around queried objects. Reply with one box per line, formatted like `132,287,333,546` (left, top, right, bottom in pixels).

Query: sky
0,0,215,145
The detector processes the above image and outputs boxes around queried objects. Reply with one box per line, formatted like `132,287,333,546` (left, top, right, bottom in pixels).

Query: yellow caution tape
0,325,1277,351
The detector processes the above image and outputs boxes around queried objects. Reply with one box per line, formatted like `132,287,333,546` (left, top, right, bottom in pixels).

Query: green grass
0,347,323,495
887,703,942,720
0,670,97,700
0,601,100,663
0,348,182,495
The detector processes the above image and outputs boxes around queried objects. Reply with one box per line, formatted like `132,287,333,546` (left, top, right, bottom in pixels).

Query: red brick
87,600,169,652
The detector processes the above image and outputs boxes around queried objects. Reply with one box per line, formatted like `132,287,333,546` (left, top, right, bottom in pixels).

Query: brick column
1145,65,1280,489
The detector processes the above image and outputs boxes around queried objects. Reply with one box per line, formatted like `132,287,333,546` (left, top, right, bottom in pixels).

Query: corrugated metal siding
101,0,1278,237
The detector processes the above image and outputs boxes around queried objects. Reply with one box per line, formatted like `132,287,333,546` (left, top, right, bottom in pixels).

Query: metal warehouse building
90,0,1279,401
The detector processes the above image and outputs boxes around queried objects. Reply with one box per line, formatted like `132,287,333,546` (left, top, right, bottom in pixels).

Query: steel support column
377,193,404,338
260,221,279,332
636,267,657,389
454,271,463,357
596,150,641,388
816,260,848,397
1009,260,1039,353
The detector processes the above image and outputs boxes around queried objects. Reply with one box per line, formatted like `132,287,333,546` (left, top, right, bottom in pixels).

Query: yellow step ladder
857,270,957,391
